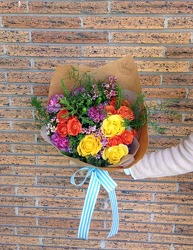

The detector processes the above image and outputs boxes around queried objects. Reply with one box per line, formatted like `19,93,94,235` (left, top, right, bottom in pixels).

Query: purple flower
71,86,86,96
47,94,64,113
51,132,69,151
88,104,106,123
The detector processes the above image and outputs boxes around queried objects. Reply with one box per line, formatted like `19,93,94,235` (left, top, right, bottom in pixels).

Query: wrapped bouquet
31,55,148,239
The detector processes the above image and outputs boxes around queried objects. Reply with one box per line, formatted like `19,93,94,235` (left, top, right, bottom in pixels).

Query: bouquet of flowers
33,56,148,171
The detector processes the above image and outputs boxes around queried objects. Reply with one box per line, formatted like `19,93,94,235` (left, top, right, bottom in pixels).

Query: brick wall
0,0,193,249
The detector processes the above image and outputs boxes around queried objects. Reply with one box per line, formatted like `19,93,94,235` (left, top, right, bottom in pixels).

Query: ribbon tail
78,172,100,240
107,189,119,238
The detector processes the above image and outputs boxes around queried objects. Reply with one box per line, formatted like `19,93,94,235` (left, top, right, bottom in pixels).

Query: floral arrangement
31,67,147,168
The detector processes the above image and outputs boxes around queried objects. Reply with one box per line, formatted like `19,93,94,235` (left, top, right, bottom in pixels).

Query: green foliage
30,97,49,129
87,155,110,167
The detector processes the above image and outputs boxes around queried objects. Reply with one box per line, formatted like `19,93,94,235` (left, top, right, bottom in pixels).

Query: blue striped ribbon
70,167,119,240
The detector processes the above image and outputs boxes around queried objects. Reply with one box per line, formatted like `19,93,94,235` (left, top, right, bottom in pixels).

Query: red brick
7,71,52,84
174,245,193,250
29,1,108,14
0,108,33,119
0,73,5,82
140,75,161,86
0,1,27,13
0,235,38,245
33,58,106,70
0,245,16,250
0,58,30,69
118,221,172,233
0,155,35,165
1,84,31,95
0,144,11,153
0,226,14,234
0,121,10,130
164,100,193,112
110,1,193,14
0,186,14,195
0,97,9,106
168,17,193,29
149,125,193,137
106,242,170,250
11,121,38,132
116,202,175,214
0,166,13,175
165,47,193,58
175,225,193,234
183,114,193,125
0,46,4,55
136,60,188,72
12,144,56,155
0,207,15,216
143,87,186,99
176,205,193,215
0,197,34,206
149,136,181,148
32,31,108,44
0,176,34,185
38,217,103,230
32,85,49,96
39,197,87,209
155,193,193,205
152,233,193,244
0,31,29,42
11,97,43,107
7,45,81,57
84,17,164,29
117,180,176,192
0,216,35,228
13,166,76,177
158,172,193,182
162,74,193,86
37,155,69,166
42,238,101,248
84,46,163,58
154,213,193,224
2,16,81,29
0,132,35,143
17,187,84,198
111,32,191,44
188,89,193,99
178,183,193,193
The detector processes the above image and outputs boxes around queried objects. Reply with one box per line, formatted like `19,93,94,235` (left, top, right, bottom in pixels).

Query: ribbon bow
70,167,119,240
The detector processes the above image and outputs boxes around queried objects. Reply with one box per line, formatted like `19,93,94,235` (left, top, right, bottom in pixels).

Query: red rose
109,97,117,107
120,130,134,145
117,106,134,120
67,117,82,136
105,105,117,115
108,135,123,147
56,122,68,138
57,109,69,123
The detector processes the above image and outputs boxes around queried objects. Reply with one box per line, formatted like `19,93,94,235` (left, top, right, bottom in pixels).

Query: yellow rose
102,144,128,165
101,114,125,138
77,135,102,157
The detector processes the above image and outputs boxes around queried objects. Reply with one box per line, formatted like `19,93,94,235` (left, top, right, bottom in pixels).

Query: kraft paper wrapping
42,55,148,172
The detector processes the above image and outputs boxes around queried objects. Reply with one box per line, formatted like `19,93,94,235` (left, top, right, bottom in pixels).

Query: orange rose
56,123,68,138
57,109,69,123
117,106,134,120
67,117,82,136
105,105,117,115
121,99,131,107
120,130,134,145
108,135,123,147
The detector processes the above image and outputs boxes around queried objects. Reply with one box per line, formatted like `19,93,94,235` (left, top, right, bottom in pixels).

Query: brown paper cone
45,55,148,172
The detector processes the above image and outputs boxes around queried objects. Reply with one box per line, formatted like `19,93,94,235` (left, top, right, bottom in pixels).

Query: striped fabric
71,167,119,240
